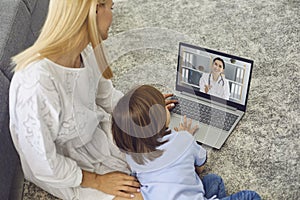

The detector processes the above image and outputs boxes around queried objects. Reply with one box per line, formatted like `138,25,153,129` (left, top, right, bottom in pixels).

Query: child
112,85,261,200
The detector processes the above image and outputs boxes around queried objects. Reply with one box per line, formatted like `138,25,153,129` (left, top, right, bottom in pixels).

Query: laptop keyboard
170,96,239,131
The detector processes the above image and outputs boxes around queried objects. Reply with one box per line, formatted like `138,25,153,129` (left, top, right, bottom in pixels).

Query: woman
199,57,230,100
9,0,174,199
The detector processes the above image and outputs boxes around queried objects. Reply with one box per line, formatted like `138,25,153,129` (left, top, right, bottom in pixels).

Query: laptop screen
176,42,254,112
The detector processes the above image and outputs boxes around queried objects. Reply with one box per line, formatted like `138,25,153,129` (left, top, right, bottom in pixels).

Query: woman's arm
81,170,141,199
96,76,124,114
9,70,82,188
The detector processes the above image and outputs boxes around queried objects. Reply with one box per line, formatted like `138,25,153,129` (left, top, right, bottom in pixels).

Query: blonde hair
12,0,113,79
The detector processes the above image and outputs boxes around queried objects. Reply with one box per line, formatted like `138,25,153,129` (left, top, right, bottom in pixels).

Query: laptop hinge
180,91,238,111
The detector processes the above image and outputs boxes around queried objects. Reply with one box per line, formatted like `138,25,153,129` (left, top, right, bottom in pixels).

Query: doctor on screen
199,57,230,100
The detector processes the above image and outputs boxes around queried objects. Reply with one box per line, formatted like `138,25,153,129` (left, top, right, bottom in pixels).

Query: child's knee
204,173,223,183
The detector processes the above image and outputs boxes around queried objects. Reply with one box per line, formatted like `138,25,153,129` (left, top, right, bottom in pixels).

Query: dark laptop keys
171,96,238,131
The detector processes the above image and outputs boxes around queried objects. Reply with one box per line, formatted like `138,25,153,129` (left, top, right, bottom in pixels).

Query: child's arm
194,142,207,176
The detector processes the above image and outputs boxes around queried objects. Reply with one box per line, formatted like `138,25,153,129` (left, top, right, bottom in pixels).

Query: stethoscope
208,73,225,86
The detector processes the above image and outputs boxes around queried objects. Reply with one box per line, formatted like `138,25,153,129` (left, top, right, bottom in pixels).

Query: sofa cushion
24,0,50,48
0,0,32,80
0,70,19,199
22,0,38,14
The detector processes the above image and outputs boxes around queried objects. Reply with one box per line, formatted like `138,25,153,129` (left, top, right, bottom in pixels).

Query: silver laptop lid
176,42,254,112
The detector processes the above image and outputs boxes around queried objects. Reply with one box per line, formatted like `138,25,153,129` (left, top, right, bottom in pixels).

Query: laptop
168,42,254,149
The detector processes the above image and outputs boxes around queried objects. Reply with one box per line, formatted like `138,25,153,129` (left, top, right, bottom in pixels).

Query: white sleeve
10,71,82,188
95,76,123,114
199,73,207,93
224,79,230,100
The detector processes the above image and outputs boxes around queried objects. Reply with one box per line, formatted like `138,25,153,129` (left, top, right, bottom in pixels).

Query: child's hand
174,115,199,135
195,165,205,175
163,93,177,110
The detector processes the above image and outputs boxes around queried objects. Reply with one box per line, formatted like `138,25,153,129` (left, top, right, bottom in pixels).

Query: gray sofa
0,0,49,199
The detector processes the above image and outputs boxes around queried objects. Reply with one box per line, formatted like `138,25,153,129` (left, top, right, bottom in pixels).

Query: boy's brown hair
112,85,171,165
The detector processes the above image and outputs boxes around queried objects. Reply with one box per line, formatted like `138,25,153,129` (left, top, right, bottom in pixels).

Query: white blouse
9,45,128,200
199,73,230,100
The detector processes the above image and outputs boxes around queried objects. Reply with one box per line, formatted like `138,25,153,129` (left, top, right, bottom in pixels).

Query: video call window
178,46,252,106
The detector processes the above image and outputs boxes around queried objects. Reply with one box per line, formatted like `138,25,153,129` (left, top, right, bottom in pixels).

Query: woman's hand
174,115,199,135
163,93,177,110
113,192,144,200
81,170,140,198
204,84,212,93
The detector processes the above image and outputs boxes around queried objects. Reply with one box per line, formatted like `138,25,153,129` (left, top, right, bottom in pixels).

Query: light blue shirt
126,130,207,200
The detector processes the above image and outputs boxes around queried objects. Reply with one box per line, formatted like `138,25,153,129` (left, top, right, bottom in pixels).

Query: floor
23,0,300,199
